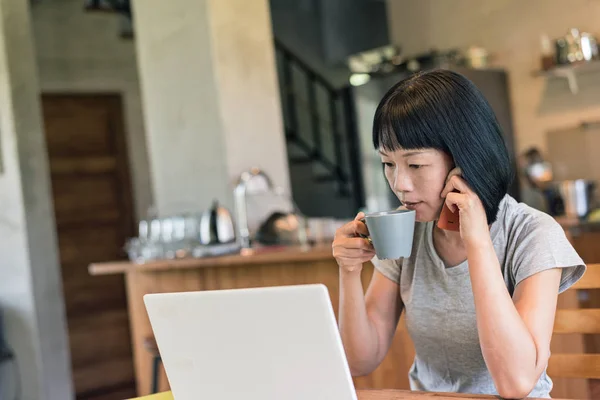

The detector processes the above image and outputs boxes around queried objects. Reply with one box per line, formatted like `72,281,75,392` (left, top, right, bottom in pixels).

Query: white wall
131,0,231,216
209,0,291,197
31,0,153,220
132,0,290,216
0,0,72,398
0,1,154,397
387,0,600,155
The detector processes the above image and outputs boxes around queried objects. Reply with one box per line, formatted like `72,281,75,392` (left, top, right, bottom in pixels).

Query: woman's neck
432,223,467,268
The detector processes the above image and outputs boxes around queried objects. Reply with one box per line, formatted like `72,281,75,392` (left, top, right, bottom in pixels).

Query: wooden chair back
548,263,600,380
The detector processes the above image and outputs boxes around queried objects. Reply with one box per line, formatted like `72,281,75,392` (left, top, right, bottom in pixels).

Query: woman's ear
445,167,462,184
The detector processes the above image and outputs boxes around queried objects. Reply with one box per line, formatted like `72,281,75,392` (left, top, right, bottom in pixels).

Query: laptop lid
144,284,358,400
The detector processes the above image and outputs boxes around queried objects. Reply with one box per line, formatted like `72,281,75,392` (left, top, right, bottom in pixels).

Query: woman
333,70,585,399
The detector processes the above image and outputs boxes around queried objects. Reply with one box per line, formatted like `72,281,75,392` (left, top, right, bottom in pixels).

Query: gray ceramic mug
362,209,416,260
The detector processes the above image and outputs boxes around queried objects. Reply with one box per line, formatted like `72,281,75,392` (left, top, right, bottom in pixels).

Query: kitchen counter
87,215,598,277
89,244,334,276
555,215,600,234
89,244,415,396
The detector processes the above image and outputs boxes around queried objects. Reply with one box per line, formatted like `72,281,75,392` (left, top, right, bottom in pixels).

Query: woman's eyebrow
402,150,428,158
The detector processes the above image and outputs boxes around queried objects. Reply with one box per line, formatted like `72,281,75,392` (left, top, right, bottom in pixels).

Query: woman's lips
403,201,421,210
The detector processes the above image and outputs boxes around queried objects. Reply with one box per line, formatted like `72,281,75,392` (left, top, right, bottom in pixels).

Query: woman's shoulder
496,195,561,238
497,196,585,294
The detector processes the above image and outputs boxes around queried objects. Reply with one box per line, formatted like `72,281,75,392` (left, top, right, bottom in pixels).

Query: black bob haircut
373,69,513,224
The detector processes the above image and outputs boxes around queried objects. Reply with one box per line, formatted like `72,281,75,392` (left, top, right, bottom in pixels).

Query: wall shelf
534,60,600,94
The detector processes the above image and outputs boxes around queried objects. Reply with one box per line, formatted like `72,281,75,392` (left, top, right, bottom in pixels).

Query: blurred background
2,0,600,399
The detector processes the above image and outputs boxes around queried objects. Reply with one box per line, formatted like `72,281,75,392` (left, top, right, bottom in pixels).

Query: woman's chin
406,202,443,223
415,212,437,223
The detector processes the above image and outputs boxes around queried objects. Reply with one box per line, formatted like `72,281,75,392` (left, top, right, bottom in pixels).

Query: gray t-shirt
372,195,585,398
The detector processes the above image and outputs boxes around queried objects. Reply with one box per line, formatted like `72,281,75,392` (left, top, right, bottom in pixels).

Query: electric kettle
199,200,236,245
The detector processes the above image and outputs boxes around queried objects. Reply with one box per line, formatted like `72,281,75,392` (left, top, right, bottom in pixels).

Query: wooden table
131,389,558,399
358,390,556,399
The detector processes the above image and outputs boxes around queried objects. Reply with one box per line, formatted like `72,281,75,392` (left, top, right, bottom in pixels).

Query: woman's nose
393,171,413,193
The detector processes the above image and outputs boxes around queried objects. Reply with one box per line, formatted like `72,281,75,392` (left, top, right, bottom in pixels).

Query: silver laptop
144,284,358,400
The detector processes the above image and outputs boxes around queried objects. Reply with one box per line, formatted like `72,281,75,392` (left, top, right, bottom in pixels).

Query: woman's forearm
338,269,382,375
466,238,539,398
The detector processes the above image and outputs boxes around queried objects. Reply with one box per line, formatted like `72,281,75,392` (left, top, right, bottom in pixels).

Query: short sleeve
512,213,586,293
371,255,401,284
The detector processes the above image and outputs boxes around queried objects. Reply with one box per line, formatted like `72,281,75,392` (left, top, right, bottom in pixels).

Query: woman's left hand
440,170,490,246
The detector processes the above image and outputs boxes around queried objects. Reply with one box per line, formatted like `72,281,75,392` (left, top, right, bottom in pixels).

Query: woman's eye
409,164,422,169
382,162,394,168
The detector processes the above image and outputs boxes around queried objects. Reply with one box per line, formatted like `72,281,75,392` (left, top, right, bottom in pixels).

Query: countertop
89,215,600,277
89,244,334,276
555,215,600,233
130,389,557,400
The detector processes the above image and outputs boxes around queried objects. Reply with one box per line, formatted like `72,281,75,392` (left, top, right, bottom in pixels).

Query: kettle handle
210,200,219,243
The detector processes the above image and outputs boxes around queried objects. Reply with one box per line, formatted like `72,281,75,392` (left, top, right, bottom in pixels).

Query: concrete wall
31,0,153,221
209,0,291,201
0,1,154,398
387,0,600,155
132,0,290,216
0,0,72,398
131,0,231,216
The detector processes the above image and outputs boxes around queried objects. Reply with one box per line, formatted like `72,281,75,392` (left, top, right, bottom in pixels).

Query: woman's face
380,147,454,222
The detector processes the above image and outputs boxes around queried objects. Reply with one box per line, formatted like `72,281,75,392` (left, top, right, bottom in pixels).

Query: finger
338,256,377,267
333,248,376,259
336,219,369,238
440,167,462,198
355,211,365,221
340,236,374,250
354,212,370,236
333,237,373,251
336,251,377,264
440,168,461,198
441,175,471,198
445,191,466,213
355,219,370,237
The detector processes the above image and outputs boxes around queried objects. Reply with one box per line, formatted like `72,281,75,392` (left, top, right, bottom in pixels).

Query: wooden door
42,94,136,399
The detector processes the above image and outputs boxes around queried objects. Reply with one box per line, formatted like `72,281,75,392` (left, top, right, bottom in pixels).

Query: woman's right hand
332,212,376,273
